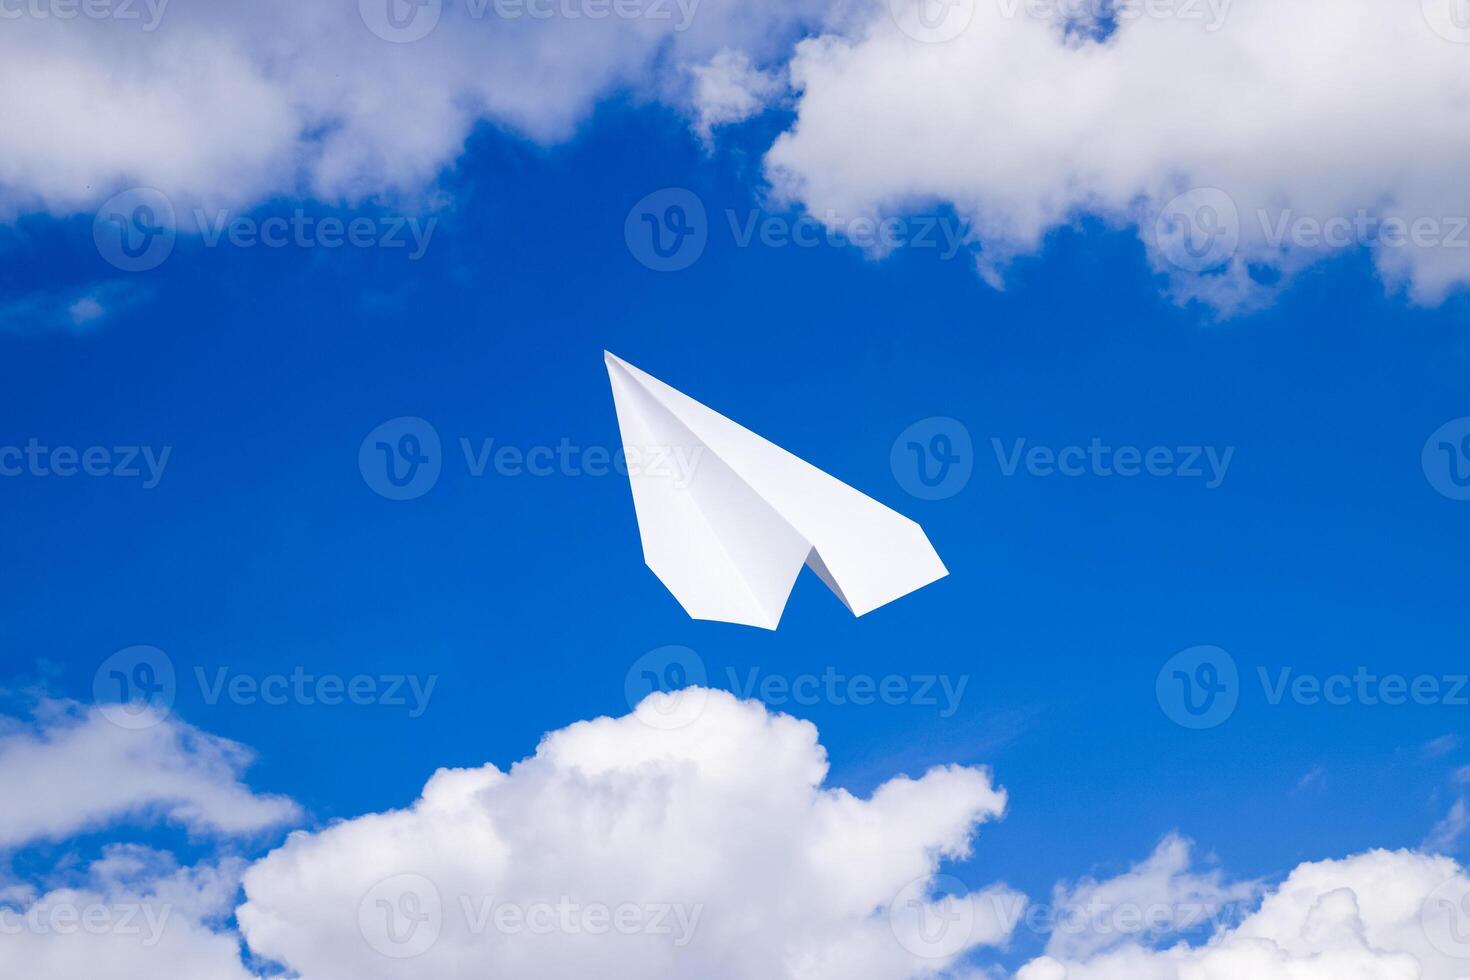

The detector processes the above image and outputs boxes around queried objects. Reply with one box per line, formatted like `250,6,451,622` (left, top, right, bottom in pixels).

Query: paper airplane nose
604,351,947,630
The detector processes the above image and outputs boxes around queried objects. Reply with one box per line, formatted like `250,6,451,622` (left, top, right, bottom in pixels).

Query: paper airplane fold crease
605,351,948,630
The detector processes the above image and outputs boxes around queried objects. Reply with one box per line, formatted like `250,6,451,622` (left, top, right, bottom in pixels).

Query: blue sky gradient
3,99,1470,972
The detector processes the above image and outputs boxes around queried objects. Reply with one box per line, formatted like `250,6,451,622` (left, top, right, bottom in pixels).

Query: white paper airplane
604,352,948,630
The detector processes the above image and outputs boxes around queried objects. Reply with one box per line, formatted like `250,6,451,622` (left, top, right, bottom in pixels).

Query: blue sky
4,7,1470,975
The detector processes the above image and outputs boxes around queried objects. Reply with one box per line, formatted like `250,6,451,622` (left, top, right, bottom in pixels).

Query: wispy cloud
0,280,152,334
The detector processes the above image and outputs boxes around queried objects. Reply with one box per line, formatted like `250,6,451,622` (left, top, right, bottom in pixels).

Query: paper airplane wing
605,352,948,630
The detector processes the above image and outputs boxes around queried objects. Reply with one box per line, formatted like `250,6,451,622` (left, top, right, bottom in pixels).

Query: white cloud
237,689,1018,979
765,0,1470,310
1427,799,1470,856
7,692,1470,980
0,0,826,219
1017,848,1470,980
0,702,299,849
691,50,786,140
0,281,152,333
4,0,1470,315
1040,834,1257,960
0,845,259,980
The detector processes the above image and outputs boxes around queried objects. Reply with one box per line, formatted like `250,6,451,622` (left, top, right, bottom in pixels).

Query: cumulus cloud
238,689,1019,979
0,0,826,218
6,0,1470,311
8,691,1470,980
0,702,299,849
766,0,1470,310
690,49,786,140
0,845,258,980
1017,848,1470,980
1039,833,1257,960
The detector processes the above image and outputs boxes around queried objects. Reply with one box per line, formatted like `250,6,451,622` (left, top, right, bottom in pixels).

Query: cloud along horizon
6,0,1470,310
1,689,1469,978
